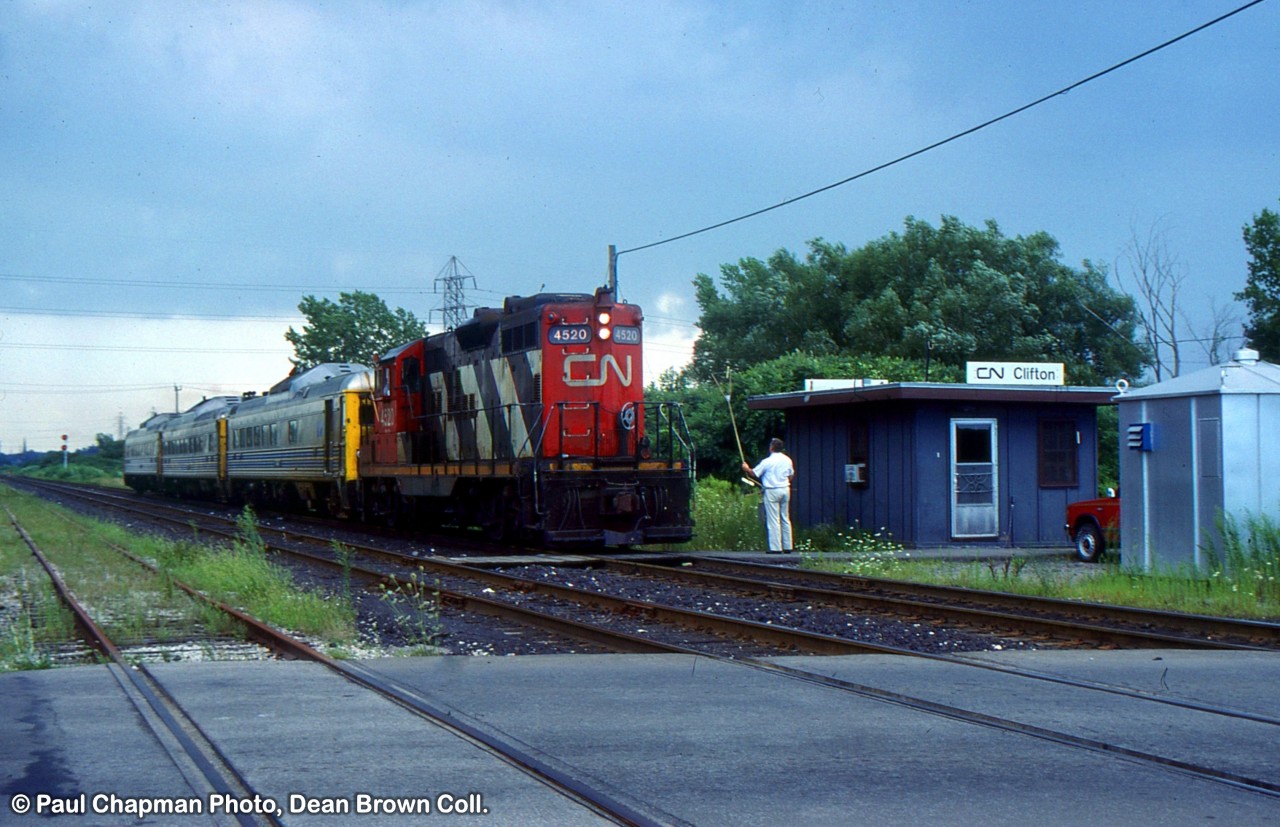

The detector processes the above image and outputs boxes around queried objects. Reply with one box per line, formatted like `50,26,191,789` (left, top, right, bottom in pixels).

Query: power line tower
433,256,477,330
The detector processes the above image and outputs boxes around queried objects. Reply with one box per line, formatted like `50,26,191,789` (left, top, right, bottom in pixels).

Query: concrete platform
3,651,1278,825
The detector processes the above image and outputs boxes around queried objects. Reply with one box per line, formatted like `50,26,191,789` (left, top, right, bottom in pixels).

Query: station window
847,419,870,487
1038,419,1078,487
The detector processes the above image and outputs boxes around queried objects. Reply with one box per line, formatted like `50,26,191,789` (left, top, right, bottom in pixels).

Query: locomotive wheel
1073,521,1104,563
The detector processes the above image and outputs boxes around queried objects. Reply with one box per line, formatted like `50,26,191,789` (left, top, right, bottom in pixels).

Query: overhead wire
0,305,301,322
0,271,429,295
616,0,1267,259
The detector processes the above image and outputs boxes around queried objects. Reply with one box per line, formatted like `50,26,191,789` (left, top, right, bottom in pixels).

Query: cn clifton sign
966,361,1065,386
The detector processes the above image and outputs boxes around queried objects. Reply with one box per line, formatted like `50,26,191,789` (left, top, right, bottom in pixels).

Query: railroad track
9,479,1280,806
2,491,677,826
17,478,1279,656
570,554,1280,651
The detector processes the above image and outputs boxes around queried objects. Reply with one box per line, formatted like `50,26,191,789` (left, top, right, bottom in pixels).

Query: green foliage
285,290,428,369
94,433,124,461
14,462,122,486
235,506,266,556
793,525,909,576
690,217,1145,385
688,478,762,550
689,478,910,557
1235,200,1280,361
1208,511,1280,606
661,351,955,479
0,572,74,672
1096,405,1120,494
6,435,125,484
378,569,444,650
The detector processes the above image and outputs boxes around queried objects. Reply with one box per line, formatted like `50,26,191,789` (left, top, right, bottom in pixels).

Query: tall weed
1207,511,1280,605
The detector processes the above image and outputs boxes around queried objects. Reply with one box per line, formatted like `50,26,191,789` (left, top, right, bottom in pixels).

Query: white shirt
752,451,794,490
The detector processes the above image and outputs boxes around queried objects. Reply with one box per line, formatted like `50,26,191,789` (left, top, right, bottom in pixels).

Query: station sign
966,361,1065,386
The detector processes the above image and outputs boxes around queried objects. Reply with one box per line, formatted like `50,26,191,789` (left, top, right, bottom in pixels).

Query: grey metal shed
1117,349,1280,571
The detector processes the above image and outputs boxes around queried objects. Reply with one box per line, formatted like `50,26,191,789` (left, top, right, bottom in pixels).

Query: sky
2,0,1278,453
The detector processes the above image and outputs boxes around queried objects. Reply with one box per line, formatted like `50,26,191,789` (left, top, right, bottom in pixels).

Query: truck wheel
1073,522,1104,563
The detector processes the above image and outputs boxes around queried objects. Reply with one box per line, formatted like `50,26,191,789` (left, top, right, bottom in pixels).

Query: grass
0,486,357,670
803,540,1280,621
146,506,357,645
0,570,77,671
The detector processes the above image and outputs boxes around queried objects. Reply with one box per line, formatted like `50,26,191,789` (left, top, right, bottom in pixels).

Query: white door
951,419,999,539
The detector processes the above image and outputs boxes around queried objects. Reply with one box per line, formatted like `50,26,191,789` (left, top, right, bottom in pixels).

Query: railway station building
746,369,1116,548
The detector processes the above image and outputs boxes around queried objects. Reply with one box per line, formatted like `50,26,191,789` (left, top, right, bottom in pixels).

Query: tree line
283,204,1280,481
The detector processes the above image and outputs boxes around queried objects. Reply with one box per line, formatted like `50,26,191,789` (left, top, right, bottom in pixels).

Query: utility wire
0,342,287,354
617,0,1266,258
0,305,301,322
0,271,427,295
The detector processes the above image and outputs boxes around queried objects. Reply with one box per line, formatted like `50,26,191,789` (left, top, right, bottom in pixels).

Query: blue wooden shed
747,382,1115,547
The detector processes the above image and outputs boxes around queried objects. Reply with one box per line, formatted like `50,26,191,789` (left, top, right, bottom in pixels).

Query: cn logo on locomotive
562,354,633,388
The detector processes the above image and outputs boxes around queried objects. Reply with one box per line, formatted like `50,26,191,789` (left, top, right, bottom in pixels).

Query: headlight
598,327,612,340
598,312,612,325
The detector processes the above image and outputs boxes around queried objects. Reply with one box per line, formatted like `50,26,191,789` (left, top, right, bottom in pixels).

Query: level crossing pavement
3,649,1279,825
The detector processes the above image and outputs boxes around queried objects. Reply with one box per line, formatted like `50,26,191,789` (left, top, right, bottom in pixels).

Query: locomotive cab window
401,357,422,393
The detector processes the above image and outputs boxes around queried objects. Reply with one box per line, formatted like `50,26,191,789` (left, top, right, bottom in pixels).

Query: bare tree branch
1115,218,1186,380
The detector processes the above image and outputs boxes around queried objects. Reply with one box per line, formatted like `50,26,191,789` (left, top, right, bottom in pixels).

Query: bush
690,478,763,550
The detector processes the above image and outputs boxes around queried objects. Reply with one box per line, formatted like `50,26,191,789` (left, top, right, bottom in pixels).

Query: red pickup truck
1065,495,1120,563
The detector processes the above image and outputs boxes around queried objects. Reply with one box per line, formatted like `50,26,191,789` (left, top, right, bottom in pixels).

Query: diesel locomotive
124,287,695,546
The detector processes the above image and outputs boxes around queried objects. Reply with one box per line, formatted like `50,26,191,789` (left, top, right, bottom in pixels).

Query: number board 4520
548,325,591,344
612,325,640,344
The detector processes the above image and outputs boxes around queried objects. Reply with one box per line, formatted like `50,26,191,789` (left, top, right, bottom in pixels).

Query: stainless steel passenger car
123,398,238,497
224,363,371,514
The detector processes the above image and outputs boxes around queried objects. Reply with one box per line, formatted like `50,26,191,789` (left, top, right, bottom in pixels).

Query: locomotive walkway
3,649,1278,825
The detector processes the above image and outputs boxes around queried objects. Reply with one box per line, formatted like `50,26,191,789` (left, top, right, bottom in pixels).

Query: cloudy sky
2,1,1277,452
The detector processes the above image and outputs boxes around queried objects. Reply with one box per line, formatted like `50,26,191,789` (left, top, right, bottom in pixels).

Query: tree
658,351,959,479
1115,219,1186,381
690,216,1146,385
94,433,124,461
1192,298,1244,366
1235,201,1280,361
285,291,428,369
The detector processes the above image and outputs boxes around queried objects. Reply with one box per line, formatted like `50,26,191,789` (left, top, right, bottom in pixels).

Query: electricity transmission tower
433,256,477,330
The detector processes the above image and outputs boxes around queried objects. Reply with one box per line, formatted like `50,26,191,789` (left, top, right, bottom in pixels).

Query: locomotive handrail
652,400,696,482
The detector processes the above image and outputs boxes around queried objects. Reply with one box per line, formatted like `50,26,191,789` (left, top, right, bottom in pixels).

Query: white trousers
763,487,793,551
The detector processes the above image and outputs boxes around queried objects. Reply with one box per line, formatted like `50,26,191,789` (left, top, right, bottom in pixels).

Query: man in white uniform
742,438,794,553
